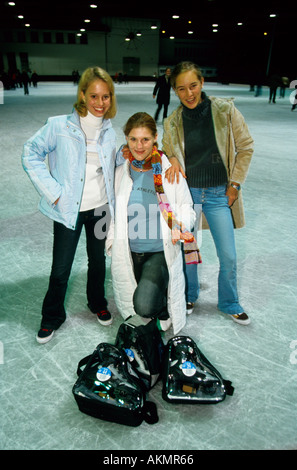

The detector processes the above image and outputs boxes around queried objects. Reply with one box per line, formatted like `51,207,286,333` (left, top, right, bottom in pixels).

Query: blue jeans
41,207,109,329
185,185,243,315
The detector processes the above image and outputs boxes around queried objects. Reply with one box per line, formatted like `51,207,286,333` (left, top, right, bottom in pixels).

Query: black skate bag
162,336,234,404
72,343,158,426
115,318,164,391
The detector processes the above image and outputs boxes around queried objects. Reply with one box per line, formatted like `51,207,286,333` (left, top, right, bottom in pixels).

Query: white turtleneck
79,112,108,212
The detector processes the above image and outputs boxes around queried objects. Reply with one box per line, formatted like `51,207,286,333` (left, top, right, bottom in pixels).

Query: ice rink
0,79,297,451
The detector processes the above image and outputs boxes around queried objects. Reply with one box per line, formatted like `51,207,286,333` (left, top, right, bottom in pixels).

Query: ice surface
0,81,297,451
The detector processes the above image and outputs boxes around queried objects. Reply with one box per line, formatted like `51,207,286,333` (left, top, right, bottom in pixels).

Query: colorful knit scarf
128,146,202,265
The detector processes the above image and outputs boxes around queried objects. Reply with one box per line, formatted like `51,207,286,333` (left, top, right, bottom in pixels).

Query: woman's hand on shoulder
165,156,186,184
121,145,130,160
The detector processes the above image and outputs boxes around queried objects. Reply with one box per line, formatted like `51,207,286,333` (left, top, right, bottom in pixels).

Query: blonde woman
22,66,123,343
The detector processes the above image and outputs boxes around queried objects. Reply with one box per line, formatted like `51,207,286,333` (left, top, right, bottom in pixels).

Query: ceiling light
18,15,24,19
90,4,97,7
136,31,142,36
77,33,82,36
172,15,179,19
8,2,16,6
25,24,30,27
269,14,277,17
212,23,218,27
151,24,157,29
188,31,193,34
237,22,243,26
170,36,174,39
80,28,85,31
84,19,91,23
212,29,218,32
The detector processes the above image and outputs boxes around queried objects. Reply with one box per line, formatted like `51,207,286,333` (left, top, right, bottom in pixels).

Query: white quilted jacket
106,155,196,334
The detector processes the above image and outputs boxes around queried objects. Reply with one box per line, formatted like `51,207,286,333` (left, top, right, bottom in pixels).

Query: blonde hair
74,66,117,119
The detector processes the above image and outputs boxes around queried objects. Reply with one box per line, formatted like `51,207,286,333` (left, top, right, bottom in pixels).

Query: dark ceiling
1,0,295,78
0,0,295,40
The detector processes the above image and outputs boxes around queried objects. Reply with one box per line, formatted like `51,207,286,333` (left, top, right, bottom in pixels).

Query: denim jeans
185,185,243,315
131,251,169,320
41,207,109,329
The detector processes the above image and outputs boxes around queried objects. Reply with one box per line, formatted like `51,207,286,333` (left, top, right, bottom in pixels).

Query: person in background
31,71,39,88
22,66,123,343
279,76,289,98
268,73,281,103
21,70,29,95
153,68,172,122
107,112,200,335
163,61,254,325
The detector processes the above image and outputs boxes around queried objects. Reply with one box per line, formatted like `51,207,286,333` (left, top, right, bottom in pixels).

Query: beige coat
162,97,254,229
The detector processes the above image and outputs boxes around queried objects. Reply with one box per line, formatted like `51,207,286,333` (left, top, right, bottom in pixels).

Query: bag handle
77,354,92,376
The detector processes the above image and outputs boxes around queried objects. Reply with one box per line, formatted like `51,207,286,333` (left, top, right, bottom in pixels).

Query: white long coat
106,155,196,334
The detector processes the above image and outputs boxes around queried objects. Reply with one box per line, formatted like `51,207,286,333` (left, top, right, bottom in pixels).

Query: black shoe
186,302,195,314
96,308,113,326
231,312,250,325
36,328,55,344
